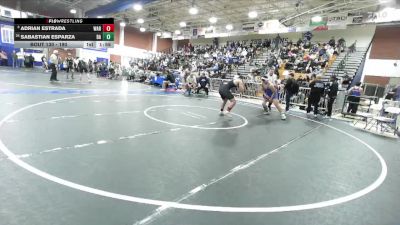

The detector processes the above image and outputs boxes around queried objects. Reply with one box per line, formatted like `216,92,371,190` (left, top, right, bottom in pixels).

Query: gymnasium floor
0,67,399,225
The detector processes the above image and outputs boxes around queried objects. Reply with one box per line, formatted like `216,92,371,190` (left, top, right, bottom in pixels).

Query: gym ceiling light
209,17,217,23
179,22,187,27
248,11,258,18
311,15,322,22
133,3,143,11
189,7,198,15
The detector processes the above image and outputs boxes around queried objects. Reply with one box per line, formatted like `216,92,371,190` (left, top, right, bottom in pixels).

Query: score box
102,32,114,41
96,41,114,48
102,24,114,32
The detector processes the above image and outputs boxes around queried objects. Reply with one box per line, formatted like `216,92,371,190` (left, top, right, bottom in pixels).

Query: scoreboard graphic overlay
14,18,114,48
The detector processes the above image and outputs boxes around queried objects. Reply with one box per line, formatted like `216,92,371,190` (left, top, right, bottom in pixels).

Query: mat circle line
144,105,248,130
0,94,388,213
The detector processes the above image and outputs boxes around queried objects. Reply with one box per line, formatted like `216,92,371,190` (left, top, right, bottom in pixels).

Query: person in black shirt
219,76,245,117
307,75,325,117
325,76,339,119
284,72,298,112
196,72,210,95
162,70,175,90
328,36,336,48
78,58,91,83
88,59,93,73
28,54,34,68
66,53,74,79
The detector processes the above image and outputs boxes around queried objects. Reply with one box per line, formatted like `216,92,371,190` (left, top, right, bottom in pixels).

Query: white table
385,107,400,114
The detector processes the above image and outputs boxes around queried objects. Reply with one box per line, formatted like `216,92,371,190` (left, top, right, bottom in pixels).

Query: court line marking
180,112,203,120
0,82,79,90
133,125,322,225
0,81,152,92
144,105,249,130
163,109,207,120
6,129,179,160
4,111,141,123
0,94,388,213
2,119,219,161
185,111,207,119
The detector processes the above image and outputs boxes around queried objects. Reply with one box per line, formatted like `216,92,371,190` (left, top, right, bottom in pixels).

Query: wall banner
327,14,348,26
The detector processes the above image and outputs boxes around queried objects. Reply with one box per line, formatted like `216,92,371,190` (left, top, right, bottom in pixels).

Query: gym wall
157,37,173,52
124,26,153,51
190,24,376,48
362,25,400,86
113,23,173,53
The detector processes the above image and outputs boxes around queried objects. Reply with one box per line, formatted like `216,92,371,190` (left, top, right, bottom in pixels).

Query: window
1,26,14,44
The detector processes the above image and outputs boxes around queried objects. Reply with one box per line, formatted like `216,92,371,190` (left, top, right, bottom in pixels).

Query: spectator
88,59,93,73
41,55,48,71
29,54,34,68
23,54,29,67
347,82,363,114
326,46,334,58
326,75,339,119
162,70,175,90
395,84,400,101
12,50,17,68
78,58,91,82
328,36,336,48
338,37,346,52
307,75,325,117
184,73,197,95
284,72,299,112
0,50,8,66
274,34,282,49
65,53,74,79
385,88,396,100
304,31,313,41
349,40,357,53
197,72,210,95
17,51,24,68
57,55,62,70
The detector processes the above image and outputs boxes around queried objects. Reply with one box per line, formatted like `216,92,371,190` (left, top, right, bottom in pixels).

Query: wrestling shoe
223,111,232,117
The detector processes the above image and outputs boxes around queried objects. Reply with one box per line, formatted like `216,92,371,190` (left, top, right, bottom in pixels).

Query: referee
49,50,59,82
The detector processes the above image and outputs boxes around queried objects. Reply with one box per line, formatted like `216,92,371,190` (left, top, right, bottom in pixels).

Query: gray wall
191,24,376,48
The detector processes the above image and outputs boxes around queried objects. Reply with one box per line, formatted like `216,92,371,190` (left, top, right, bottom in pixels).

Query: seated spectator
338,37,346,52
394,84,400,101
184,73,197,95
197,72,210,95
162,70,175,90
328,36,336,48
0,50,8,66
349,41,357,53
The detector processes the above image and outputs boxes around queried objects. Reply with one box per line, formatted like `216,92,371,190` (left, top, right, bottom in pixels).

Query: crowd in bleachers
92,33,350,95
125,40,264,80
2,31,349,92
